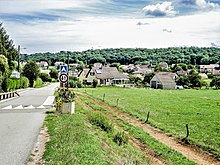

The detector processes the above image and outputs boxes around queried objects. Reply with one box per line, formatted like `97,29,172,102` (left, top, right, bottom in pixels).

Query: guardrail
0,91,20,101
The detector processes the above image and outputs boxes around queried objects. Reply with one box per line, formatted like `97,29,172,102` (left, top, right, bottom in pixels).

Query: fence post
186,124,189,139
103,93,105,102
145,112,150,123
116,98,119,107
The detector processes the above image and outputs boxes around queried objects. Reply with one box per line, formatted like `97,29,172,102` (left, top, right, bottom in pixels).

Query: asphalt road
0,83,59,165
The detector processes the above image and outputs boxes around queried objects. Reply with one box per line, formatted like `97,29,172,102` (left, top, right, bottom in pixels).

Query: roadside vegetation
79,87,220,158
43,99,150,164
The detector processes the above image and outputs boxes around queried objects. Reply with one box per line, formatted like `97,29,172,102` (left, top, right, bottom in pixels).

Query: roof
200,64,219,69
93,67,129,80
78,68,90,77
152,72,177,85
159,62,168,68
176,70,187,76
213,69,220,75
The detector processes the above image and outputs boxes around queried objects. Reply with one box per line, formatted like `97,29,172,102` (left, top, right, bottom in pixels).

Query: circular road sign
59,73,68,83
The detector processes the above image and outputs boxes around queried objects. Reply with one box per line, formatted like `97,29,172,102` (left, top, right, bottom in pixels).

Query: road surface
0,83,59,165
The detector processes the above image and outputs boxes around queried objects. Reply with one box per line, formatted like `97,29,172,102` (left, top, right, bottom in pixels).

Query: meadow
79,87,220,157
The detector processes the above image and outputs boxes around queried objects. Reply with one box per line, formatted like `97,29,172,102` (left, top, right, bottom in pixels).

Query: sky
0,0,220,54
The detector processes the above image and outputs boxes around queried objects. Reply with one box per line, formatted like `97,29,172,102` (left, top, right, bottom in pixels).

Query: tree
210,76,220,89
39,73,51,82
22,61,40,87
0,23,18,71
187,70,202,88
0,55,9,90
143,72,155,84
92,79,98,88
176,76,188,87
49,68,58,80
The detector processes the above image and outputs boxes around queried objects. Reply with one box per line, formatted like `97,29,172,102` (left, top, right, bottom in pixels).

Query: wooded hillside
22,47,220,66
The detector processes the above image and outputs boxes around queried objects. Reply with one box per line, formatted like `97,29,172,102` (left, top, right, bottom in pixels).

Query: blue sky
0,0,220,53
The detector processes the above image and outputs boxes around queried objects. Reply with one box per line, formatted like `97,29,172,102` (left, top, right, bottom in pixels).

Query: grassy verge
78,94,197,165
43,98,150,164
79,87,220,157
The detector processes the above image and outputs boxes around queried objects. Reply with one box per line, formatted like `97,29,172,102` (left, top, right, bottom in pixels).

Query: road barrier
0,91,20,101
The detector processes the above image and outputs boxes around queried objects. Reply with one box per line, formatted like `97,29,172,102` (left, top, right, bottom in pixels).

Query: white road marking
2,105,13,109
24,105,35,109
14,105,23,109
43,96,55,106
37,105,46,109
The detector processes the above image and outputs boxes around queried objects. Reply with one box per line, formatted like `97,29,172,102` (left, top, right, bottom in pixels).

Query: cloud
3,8,219,53
142,1,176,17
179,0,219,9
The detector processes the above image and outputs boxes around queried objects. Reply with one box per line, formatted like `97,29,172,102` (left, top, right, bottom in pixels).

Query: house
37,61,48,68
159,62,169,70
69,70,78,77
78,68,90,82
86,67,129,86
176,70,188,76
150,72,177,90
199,73,208,79
69,63,79,68
120,64,135,73
11,70,20,79
40,69,50,75
93,63,103,68
213,69,220,75
55,62,65,69
199,64,219,73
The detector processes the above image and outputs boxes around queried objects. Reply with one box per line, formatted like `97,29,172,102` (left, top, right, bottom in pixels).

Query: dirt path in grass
81,93,220,165
77,95,166,165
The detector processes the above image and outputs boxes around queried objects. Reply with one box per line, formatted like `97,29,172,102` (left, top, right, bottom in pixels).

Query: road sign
60,65,68,73
59,73,68,83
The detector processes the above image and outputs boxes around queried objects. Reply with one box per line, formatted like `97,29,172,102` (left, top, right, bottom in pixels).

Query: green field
79,87,220,157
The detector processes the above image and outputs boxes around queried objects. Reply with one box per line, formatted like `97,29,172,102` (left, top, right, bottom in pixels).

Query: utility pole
67,53,70,88
18,45,20,73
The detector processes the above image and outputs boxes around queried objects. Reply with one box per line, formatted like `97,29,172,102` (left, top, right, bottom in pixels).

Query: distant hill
21,47,220,66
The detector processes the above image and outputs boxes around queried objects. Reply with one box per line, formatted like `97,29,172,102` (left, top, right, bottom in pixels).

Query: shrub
68,80,76,88
21,76,29,88
76,81,83,88
113,131,128,146
88,112,113,133
39,73,51,82
92,79,98,88
34,77,43,88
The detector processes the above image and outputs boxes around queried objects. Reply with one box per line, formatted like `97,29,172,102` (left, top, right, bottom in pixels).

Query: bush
39,73,51,82
113,131,128,146
21,76,29,88
92,79,98,88
69,80,76,88
34,77,43,88
76,81,83,88
88,112,113,133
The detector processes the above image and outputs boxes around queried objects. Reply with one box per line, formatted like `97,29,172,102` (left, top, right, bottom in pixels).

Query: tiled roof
153,72,177,85
93,67,128,80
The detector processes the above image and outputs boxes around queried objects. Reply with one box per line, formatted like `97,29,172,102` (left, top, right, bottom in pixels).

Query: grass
79,87,220,157
78,94,197,165
43,98,150,164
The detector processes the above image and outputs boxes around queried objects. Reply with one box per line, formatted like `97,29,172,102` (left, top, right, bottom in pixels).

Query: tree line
22,47,220,66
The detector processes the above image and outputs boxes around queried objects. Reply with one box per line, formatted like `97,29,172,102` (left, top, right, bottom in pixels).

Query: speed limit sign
59,73,68,83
